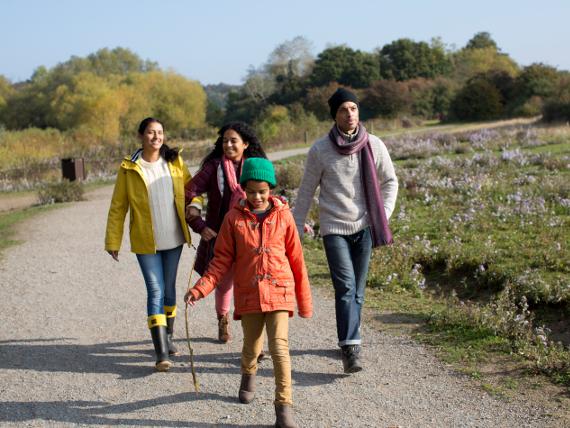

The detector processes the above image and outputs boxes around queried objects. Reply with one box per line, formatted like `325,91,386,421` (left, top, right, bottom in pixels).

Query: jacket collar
237,195,288,213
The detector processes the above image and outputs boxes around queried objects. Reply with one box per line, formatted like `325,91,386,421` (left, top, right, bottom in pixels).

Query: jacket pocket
235,282,256,307
268,279,292,304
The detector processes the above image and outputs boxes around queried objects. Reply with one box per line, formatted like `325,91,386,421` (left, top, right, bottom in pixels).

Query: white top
293,132,398,239
138,156,185,251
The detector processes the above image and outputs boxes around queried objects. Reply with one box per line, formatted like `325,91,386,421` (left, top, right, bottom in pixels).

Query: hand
200,227,217,241
304,223,313,234
107,250,119,262
184,291,197,306
185,206,200,221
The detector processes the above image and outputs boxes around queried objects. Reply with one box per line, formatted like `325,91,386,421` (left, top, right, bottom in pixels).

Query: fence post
370,122,374,135
304,131,308,145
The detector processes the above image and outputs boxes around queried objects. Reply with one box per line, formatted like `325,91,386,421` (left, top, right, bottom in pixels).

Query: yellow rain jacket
105,149,203,254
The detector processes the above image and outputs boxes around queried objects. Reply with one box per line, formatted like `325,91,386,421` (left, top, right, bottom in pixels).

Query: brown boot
238,372,256,404
258,350,271,361
217,313,232,343
275,404,298,428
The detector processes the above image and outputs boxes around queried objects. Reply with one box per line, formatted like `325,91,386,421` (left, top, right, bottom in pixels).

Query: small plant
38,179,85,204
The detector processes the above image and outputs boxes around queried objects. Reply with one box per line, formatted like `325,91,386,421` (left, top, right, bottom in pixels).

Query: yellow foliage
0,128,62,169
453,47,520,81
128,71,207,131
0,75,14,120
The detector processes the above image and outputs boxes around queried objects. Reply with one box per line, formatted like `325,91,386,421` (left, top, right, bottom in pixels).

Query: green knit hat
239,158,276,186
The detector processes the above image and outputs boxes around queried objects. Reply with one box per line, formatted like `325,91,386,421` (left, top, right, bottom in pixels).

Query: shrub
542,100,570,122
274,161,304,191
512,96,542,118
38,179,85,204
449,79,503,121
364,79,414,118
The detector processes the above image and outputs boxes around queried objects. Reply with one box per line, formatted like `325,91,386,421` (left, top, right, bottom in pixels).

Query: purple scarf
328,123,393,248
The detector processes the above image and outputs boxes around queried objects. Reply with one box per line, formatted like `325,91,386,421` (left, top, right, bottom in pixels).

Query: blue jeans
136,245,183,317
322,228,372,347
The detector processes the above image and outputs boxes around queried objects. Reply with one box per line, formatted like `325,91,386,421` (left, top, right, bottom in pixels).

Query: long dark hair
138,117,180,162
200,121,267,168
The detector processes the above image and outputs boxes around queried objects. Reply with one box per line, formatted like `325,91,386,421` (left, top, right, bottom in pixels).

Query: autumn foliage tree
1,48,207,143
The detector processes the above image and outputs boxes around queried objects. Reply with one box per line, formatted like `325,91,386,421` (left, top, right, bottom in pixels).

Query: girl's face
244,180,272,211
138,122,164,152
222,129,249,161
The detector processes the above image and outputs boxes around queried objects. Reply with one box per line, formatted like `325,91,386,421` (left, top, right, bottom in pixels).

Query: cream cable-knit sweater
293,130,398,239
138,156,185,251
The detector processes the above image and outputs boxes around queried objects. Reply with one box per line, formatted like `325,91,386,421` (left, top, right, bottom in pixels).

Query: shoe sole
156,361,172,371
344,365,363,374
239,395,255,404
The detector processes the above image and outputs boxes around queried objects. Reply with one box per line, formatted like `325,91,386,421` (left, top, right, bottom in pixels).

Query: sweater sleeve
293,144,323,239
374,138,399,219
284,211,313,318
185,162,214,233
190,213,236,300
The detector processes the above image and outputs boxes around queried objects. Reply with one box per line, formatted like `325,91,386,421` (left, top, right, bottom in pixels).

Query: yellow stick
185,246,199,393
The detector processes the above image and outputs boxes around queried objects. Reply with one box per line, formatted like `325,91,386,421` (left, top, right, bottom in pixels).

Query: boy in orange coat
185,157,312,428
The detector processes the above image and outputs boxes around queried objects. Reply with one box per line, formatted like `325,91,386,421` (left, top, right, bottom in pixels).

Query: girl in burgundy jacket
184,121,268,345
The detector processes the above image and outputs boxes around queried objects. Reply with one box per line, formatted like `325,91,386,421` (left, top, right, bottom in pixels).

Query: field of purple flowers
274,124,570,382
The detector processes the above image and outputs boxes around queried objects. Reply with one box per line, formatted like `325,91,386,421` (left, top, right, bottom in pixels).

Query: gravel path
0,186,554,427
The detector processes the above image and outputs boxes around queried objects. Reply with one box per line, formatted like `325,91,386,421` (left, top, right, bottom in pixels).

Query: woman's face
222,129,249,161
138,122,164,152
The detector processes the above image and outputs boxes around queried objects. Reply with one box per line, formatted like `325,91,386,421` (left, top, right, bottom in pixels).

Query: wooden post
370,122,374,135
305,131,308,144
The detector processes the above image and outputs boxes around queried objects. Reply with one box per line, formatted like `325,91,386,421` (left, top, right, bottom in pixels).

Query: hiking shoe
341,345,362,373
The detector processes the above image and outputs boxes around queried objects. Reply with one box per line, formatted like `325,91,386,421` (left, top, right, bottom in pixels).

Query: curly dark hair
200,121,267,168
138,117,180,163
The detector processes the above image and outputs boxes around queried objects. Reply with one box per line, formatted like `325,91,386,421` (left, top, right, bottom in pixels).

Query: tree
450,79,503,121
451,47,520,81
266,36,314,78
379,39,452,81
364,79,414,118
241,66,276,104
88,47,159,77
309,46,380,89
129,71,207,131
0,75,14,124
304,82,348,120
205,98,224,127
465,32,499,51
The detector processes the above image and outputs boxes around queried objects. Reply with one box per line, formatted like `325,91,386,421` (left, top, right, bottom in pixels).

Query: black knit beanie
328,87,359,120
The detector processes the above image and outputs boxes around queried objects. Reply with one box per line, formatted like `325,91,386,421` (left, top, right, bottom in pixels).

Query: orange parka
189,195,313,320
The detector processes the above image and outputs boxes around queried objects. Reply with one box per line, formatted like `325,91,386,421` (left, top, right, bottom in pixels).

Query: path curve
0,185,556,427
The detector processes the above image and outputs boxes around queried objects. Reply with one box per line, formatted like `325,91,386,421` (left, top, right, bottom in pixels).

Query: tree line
1,34,569,149
215,33,569,137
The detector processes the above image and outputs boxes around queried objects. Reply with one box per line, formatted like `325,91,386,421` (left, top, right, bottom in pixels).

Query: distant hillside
204,83,241,109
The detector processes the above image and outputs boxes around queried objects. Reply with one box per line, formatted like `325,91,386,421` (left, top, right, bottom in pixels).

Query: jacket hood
235,195,289,213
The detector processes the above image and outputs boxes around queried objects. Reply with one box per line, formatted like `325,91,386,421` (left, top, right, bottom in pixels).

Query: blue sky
2,0,569,85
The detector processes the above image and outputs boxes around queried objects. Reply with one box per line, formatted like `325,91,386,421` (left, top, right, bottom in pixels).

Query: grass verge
0,204,62,259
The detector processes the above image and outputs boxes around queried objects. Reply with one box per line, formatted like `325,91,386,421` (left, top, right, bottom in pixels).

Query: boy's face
244,180,272,211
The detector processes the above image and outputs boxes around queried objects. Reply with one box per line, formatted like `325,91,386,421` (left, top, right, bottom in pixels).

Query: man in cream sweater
293,88,398,373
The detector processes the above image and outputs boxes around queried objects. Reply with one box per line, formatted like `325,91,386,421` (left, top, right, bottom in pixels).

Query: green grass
0,204,62,258
0,180,110,258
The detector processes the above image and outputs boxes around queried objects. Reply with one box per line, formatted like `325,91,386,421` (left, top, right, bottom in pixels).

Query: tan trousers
241,311,291,406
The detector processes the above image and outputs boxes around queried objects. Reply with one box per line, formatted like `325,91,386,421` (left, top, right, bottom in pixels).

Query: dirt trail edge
0,186,554,427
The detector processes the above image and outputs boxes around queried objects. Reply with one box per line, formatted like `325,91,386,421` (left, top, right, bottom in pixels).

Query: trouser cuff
338,339,361,347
